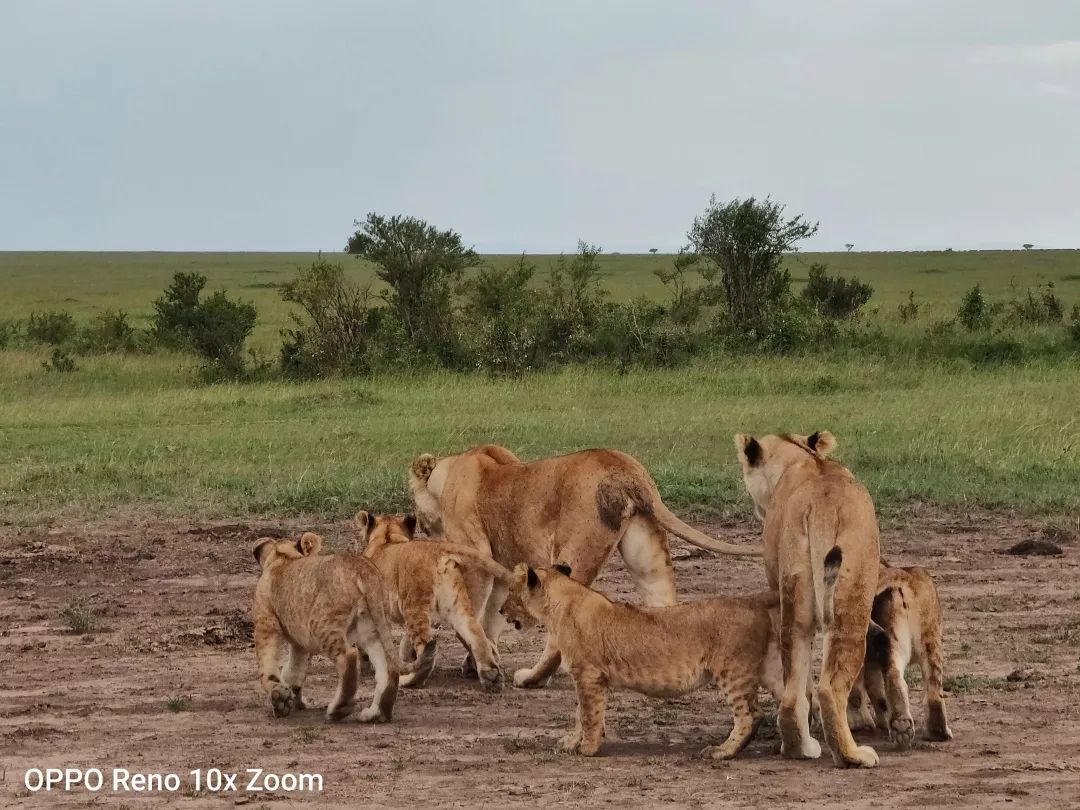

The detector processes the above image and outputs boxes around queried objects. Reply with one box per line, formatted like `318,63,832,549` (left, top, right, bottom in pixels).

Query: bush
0,319,19,348
801,264,873,319
957,284,992,331
1008,282,1064,325
27,311,77,345
898,291,920,323
78,310,145,353
279,256,377,377
1069,305,1080,346
42,347,77,373
459,256,540,375
967,336,1025,365
152,273,257,375
534,241,608,363
592,299,701,369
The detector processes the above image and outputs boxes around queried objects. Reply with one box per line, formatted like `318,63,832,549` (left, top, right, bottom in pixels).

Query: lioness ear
735,433,762,467
553,563,572,577
808,430,837,457
299,532,323,556
402,515,418,537
526,567,540,589
252,538,276,568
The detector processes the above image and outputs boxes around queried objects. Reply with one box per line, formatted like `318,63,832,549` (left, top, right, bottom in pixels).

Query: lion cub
354,512,516,690
252,533,398,723
512,564,783,759
849,563,952,745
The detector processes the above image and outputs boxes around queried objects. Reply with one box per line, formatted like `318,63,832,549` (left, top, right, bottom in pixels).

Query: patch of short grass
165,696,191,712
944,674,1011,694
60,599,103,635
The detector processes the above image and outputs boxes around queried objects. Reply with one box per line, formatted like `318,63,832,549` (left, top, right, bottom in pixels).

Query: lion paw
270,684,297,718
557,731,582,754
838,744,879,768
479,667,503,692
780,736,822,760
890,716,916,748
325,700,355,722
358,706,389,724
699,744,738,761
513,668,550,689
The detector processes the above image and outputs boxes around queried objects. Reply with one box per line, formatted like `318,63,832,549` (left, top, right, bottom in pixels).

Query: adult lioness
252,533,398,723
734,431,881,768
410,445,760,688
849,562,952,745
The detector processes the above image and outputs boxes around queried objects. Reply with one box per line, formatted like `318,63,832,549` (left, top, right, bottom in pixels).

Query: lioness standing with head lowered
252,533,398,723
734,431,880,768
410,445,760,689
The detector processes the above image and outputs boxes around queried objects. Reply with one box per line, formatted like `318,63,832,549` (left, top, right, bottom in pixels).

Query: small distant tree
686,195,818,335
649,248,659,255
957,284,991,331
845,243,854,252
1022,243,1034,250
346,213,479,362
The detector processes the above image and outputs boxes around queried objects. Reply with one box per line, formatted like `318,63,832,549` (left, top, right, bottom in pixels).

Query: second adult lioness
849,562,953,745
354,511,516,690
511,563,783,759
734,430,881,768
410,445,761,688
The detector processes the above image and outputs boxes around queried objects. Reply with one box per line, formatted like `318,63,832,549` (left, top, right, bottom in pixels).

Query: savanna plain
2,250,1079,807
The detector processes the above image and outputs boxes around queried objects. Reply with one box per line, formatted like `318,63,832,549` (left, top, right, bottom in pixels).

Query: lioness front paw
325,700,355,721
478,667,503,692
890,715,916,748
358,706,389,724
557,731,582,753
699,744,739,761
837,744,879,768
780,736,821,760
270,684,297,718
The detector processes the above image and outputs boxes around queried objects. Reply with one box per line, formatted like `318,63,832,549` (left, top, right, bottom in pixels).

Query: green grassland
1,250,1079,523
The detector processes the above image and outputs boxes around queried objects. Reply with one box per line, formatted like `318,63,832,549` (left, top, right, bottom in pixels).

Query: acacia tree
346,213,479,360
686,196,818,335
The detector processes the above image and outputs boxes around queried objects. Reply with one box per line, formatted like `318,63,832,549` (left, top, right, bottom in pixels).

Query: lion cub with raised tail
849,562,952,745
354,512,516,690
512,564,783,759
252,533,398,723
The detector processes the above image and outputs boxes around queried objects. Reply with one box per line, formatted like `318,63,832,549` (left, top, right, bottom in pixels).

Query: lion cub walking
354,512,516,689
512,564,783,759
252,533,398,723
850,563,953,744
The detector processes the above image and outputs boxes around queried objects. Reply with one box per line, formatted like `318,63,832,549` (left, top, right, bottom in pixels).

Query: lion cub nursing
511,563,783,759
251,533,398,723
354,512,516,690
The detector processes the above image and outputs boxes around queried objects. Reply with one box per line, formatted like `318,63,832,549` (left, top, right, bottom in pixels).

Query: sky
1,1,1078,253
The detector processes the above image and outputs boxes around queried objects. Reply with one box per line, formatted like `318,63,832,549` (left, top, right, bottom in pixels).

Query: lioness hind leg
818,625,879,768
778,576,821,760
618,517,676,607
847,669,877,732
349,614,397,723
920,630,953,741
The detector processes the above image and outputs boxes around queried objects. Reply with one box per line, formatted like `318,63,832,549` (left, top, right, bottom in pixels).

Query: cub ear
402,515,418,537
734,433,762,467
526,567,540,589
807,430,837,457
299,532,323,556
553,563,572,577
252,538,276,568
355,510,370,529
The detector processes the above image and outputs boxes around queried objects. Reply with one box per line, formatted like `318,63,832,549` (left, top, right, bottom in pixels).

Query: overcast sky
1,1,1078,253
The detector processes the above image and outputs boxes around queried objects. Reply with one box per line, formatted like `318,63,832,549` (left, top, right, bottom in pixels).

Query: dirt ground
2,507,1079,808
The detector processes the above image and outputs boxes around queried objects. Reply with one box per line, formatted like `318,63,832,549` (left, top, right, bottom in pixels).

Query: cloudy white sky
1,1,1078,252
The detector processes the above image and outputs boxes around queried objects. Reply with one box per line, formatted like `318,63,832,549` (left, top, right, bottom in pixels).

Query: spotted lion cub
354,512,517,690
252,533,398,723
849,562,952,745
512,564,783,759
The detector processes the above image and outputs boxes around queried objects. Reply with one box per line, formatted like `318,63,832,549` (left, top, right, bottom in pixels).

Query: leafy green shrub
1008,282,1064,325
957,284,991,331
1069,305,1080,346
0,318,19,348
654,249,721,327
78,310,145,353
801,264,873,319
459,256,540,375
592,299,702,369
42,347,77,373
26,311,77,345
534,241,608,363
898,291,920,323
152,272,257,375
279,255,377,377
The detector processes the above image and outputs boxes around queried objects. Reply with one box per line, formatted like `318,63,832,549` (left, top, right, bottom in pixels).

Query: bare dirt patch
2,509,1079,807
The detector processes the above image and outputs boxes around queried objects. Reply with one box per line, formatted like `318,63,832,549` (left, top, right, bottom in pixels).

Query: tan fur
734,430,881,768
849,563,953,745
251,535,398,723
512,564,783,759
409,444,760,688
354,512,515,690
